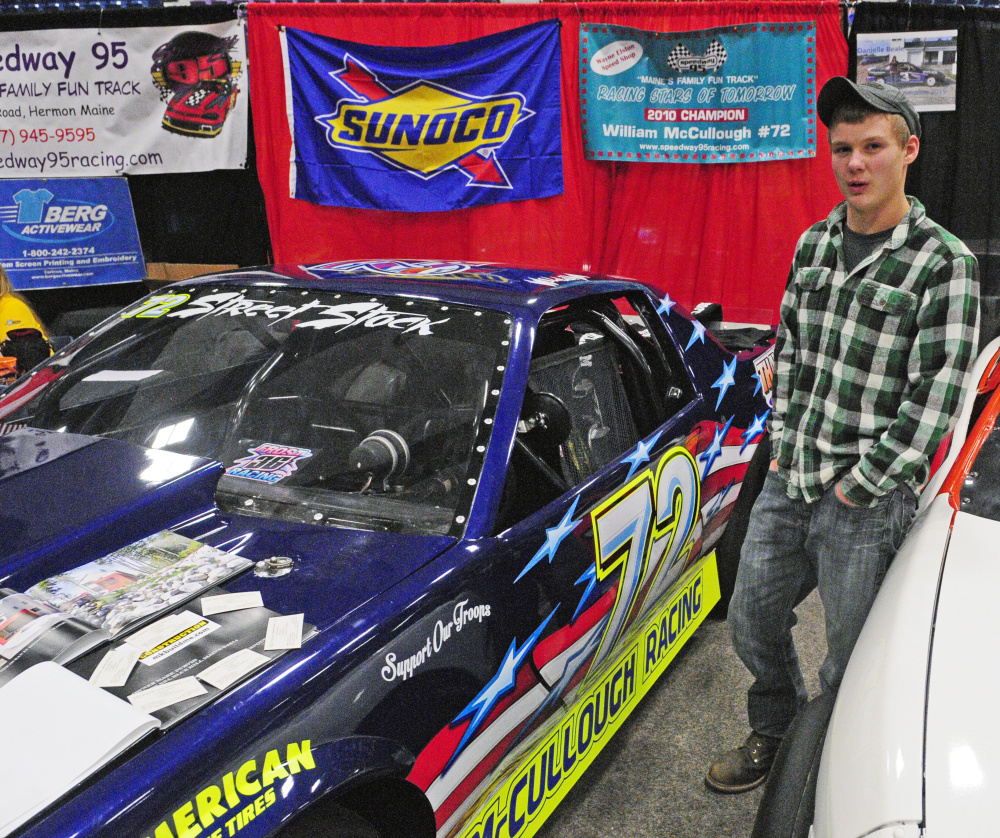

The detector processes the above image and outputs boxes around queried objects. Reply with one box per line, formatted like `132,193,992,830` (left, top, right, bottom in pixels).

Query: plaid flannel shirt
770,197,980,507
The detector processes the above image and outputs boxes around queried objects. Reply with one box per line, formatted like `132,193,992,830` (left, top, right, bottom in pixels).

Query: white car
753,334,1000,838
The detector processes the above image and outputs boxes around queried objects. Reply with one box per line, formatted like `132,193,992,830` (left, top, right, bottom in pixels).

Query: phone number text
0,127,97,145
21,247,97,257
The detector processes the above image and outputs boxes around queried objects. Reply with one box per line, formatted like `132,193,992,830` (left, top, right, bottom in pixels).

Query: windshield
1,283,511,536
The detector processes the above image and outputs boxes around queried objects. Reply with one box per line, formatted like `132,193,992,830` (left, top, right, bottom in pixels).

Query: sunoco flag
581,22,815,163
281,22,563,212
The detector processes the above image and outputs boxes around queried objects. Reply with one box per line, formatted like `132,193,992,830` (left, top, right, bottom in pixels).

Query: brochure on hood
0,531,253,686
0,593,110,673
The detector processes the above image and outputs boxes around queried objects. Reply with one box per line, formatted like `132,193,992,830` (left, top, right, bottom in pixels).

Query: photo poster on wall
0,20,248,177
580,21,816,164
0,177,145,289
855,30,958,113
280,20,563,212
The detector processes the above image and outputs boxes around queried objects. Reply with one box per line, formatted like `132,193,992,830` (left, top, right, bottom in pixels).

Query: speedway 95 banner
281,21,563,212
0,22,247,177
580,22,815,163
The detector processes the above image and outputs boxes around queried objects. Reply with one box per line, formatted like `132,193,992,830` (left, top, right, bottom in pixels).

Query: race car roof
172,260,654,317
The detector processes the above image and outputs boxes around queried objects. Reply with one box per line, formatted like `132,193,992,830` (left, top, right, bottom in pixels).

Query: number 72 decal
588,445,700,677
122,293,191,319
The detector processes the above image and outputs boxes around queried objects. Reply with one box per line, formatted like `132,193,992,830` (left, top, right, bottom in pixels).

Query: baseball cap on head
817,76,921,140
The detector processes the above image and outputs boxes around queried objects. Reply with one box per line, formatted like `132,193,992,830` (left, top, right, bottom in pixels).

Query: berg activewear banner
1,177,145,289
581,21,815,163
281,21,563,212
0,22,248,177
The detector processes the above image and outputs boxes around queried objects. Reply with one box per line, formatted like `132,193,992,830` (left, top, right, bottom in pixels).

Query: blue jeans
728,471,917,738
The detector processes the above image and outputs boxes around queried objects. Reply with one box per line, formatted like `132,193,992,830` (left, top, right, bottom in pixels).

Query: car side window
619,291,698,419
494,293,695,531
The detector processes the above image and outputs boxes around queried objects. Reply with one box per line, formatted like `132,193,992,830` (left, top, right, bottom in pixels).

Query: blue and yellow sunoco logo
315,55,533,187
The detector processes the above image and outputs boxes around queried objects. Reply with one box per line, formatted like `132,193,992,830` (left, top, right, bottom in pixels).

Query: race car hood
922,508,1000,834
3,427,460,837
1,428,224,589
815,495,1000,838
813,493,954,838
0,427,455,629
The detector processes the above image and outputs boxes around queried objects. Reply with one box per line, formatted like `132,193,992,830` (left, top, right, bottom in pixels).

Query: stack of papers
0,662,159,838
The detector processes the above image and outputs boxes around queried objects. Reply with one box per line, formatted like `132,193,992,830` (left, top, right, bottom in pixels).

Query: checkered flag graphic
667,39,728,74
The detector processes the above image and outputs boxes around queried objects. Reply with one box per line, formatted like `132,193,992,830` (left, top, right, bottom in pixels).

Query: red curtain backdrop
248,1,846,324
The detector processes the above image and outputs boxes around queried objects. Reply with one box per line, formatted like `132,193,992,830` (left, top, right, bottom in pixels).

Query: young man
705,78,980,794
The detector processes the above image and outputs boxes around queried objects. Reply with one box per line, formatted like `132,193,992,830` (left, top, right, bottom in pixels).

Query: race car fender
134,734,424,838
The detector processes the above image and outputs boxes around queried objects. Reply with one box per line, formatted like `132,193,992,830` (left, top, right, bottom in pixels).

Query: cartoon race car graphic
151,31,242,138
0,261,772,838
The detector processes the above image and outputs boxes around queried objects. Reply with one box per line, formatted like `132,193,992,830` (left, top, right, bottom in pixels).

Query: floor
538,591,826,838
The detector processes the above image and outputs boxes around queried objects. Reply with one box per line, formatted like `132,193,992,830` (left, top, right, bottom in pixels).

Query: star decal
447,605,558,768
740,410,769,454
657,293,676,316
510,613,609,752
702,478,735,521
543,615,606,708
515,497,581,583
623,430,663,482
752,368,766,399
572,565,599,624
684,320,707,351
712,357,738,410
698,415,734,481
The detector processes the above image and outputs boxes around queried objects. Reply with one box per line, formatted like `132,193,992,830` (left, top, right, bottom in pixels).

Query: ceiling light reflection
949,744,984,790
139,449,200,484
151,418,194,449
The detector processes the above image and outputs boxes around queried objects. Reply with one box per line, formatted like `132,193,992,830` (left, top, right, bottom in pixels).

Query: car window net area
3,285,510,536
527,337,639,485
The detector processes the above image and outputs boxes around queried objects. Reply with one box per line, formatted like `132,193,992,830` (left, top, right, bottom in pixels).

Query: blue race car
0,260,772,838
866,61,948,88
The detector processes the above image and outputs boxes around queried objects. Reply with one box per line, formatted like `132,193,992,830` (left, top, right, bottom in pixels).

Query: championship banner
0,177,145,289
580,22,815,163
281,21,563,212
0,22,247,177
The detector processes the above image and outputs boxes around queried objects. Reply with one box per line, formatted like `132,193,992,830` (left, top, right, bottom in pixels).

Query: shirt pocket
849,278,918,370
856,278,918,316
795,267,830,292
793,267,832,334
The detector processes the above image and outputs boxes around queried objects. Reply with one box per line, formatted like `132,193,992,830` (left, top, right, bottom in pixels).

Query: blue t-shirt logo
13,188,54,224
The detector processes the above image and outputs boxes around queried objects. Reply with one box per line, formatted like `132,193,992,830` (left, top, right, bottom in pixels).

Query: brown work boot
704,731,782,793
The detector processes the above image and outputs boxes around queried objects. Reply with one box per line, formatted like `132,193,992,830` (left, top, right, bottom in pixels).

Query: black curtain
851,2,1000,343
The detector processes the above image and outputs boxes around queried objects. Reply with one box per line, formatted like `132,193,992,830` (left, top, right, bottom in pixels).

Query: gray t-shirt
843,225,894,274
